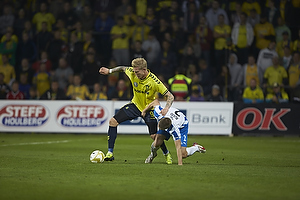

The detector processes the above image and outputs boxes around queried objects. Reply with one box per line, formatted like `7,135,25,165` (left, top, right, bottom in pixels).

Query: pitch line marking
0,140,70,147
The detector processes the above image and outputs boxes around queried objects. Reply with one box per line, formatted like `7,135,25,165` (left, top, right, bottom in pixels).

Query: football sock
151,142,159,154
186,146,199,156
160,141,169,155
108,126,117,153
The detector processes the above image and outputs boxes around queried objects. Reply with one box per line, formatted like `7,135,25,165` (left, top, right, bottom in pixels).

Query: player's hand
99,67,109,75
160,107,169,116
141,111,146,117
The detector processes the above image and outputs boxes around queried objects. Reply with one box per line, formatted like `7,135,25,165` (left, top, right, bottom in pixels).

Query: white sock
186,146,199,157
151,142,159,154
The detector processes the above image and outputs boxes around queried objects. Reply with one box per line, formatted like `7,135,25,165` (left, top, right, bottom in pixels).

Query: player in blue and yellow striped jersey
99,58,174,163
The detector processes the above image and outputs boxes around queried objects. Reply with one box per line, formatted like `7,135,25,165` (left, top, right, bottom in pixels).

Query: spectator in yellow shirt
242,0,261,16
66,74,90,100
263,56,288,93
110,16,130,66
292,29,300,52
130,16,150,45
254,14,275,51
231,12,254,65
214,14,231,75
276,31,293,58
243,78,264,103
265,82,289,103
32,63,51,96
288,52,300,100
32,2,56,32
89,83,107,101
0,54,15,84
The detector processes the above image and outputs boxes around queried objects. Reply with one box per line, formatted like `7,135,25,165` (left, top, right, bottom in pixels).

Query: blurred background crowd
0,0,300,104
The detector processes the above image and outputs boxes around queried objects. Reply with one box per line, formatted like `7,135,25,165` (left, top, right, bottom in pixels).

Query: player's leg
185,143,206,157
144,110,171,156
179,122,206,158
105,117,119,161
105,103,140,161
145,131,169,163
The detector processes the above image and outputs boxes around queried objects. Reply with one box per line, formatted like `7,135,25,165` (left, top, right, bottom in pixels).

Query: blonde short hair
131,58,147,69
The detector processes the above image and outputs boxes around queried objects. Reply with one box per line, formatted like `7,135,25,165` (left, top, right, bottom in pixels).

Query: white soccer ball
90,150,105,163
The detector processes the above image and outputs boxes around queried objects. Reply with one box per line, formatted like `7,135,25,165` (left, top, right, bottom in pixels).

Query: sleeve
124,67,133,81
247,24,254,46
242,88,249,99
265,93,273,103
282,68,288,78
66,85,73,97
263,68,269,79
282,92,289,101
258,89,265,101
293,41,298,51
157,81,168,96
110,26,116,35
50,13,56,25
231,25,238,45
255,3,261,15
84,85,90,100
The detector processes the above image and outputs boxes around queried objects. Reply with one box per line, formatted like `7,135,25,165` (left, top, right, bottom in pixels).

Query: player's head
158,117,172,130
132,58,147,69
132,58,148,79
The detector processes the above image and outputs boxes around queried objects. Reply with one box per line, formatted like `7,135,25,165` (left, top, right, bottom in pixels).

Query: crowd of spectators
0,0,299,103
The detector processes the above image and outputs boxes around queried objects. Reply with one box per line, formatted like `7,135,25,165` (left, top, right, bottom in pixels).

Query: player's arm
99,66,127,75
141,99,160,117
174,139,183,165
161,91,174,116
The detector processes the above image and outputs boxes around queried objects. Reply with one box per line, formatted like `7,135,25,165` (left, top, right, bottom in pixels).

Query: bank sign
186,102,233,135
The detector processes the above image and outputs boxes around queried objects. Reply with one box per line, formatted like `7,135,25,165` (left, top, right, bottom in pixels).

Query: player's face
133,67,147,80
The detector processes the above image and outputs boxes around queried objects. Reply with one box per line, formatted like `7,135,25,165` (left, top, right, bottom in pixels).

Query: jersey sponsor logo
0,104,49,127
236,108,290,131
57,105,108,127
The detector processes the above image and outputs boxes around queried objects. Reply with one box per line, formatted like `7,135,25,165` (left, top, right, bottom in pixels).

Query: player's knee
109,117,119,127
150,134,156,140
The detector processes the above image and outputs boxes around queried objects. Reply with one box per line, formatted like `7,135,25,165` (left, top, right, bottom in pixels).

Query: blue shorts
157,122,188,147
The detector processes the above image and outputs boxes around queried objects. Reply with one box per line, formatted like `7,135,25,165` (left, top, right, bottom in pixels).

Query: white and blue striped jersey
153,105,188,143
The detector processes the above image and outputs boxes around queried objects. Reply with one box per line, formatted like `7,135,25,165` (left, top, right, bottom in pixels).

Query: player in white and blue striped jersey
142,99,206,165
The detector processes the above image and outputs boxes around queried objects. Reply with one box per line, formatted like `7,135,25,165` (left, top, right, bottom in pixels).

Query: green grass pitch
0,133,299,200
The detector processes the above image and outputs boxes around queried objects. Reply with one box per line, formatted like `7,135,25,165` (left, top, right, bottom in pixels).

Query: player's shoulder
124,66,134,76
147,72,163,84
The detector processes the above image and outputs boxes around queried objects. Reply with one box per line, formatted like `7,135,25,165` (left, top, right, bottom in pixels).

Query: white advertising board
0,100,112,133
0,100,233,135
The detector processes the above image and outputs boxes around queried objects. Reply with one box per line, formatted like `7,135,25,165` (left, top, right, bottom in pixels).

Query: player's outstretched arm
141,99,160,117
161,91,174,116
174,139,183,165
99,66,126,75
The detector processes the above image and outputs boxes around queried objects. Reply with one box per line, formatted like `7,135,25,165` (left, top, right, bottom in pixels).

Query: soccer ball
90,150,105,163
